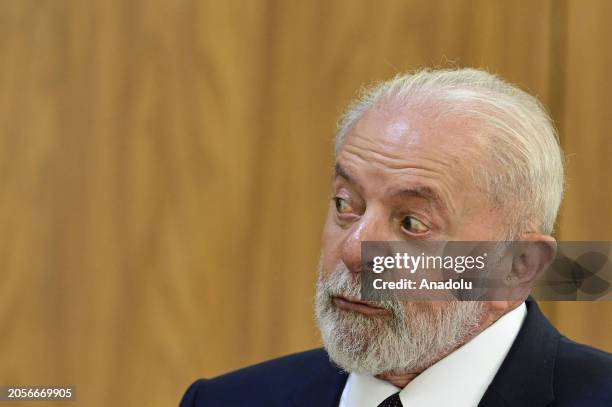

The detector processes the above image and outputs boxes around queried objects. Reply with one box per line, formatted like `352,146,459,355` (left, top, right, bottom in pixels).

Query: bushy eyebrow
335,162,448,213
334,163,354,183
396,187,442,205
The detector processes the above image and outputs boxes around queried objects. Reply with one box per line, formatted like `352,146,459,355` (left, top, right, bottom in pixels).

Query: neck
375,309,503,388
375,371,422,387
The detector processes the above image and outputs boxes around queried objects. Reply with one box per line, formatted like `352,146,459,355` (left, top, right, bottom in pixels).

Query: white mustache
319,266,403,314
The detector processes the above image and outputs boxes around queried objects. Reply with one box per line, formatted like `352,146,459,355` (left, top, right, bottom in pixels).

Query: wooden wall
0,1,610,406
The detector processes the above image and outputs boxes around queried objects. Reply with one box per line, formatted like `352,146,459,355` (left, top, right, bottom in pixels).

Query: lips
331,296,391,316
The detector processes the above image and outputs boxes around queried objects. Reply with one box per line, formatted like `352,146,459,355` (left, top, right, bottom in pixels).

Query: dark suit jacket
180,301,612,406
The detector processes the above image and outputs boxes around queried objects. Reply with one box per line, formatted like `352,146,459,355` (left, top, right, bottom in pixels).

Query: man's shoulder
179,348,343,407
553,336,612,403
205,348,333,387
482,301,612,406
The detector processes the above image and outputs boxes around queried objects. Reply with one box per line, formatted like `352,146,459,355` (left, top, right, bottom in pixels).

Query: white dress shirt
338,302,527,407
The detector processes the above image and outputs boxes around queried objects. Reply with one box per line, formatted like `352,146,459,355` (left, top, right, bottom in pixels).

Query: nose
340,211,392,275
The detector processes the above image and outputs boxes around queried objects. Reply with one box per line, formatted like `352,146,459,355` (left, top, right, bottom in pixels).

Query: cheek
321,207,336,246
321,208,343,275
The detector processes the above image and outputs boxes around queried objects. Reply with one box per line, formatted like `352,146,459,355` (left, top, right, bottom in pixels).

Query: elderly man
180,68,612,406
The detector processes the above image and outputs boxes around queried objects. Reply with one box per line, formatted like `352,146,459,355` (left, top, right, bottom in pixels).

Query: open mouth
331,296,391,316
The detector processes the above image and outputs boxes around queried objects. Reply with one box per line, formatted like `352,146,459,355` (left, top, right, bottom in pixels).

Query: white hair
315,265,484,374
335,68,565,236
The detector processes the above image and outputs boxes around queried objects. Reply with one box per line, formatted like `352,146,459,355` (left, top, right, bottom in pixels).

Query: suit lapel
290,351,348,407
479,300,558,407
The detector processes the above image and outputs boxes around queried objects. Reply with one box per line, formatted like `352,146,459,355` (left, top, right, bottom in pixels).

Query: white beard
315,266,485,375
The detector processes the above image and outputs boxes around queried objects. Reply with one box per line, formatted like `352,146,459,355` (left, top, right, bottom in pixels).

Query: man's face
315,104,509,374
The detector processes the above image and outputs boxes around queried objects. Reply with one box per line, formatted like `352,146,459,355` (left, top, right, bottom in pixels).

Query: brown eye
401,216,429,234
333,197,353,214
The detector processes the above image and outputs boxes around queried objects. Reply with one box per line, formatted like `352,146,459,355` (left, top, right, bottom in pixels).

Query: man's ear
486,235,557,317
509,234,557,285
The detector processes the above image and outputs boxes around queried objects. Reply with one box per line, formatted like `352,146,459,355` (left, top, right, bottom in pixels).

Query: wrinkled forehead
343,103,485,169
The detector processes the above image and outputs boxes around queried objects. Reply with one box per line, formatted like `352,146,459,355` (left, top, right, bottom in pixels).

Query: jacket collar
292,299,558,407
478,299,558,407
290,350,348,407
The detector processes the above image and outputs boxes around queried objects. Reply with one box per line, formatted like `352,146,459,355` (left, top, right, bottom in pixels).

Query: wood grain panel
551,0,612,354
0,1,609,407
